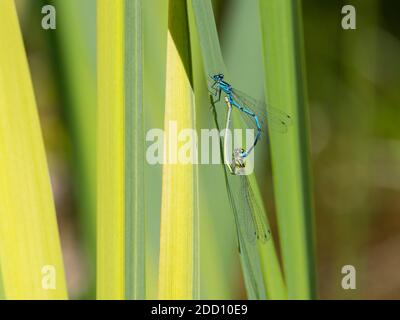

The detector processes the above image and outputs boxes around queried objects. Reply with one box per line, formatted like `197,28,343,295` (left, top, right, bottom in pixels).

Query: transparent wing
207,75,216,89
240,176,271,243
231,88,292,134
237,177,257,244
223,168,257,248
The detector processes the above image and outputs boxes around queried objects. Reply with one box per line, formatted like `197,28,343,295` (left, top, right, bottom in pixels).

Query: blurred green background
15,0,400,299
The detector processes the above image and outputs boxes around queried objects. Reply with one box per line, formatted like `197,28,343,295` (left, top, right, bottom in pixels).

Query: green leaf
97,0,146,299
124,0,146,300
48,0,97,298
191,0,285,299
259,0,316,299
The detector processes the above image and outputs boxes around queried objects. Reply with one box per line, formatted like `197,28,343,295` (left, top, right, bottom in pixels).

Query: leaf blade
259,0,316,299
0,1,67,299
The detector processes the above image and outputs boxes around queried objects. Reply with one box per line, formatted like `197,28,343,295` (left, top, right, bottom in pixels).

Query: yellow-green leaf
0,0,67,300
158,0,199,300
97,0,125,299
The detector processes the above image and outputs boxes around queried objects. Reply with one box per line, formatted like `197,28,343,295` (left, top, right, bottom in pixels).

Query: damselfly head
231,148,246,175
233,148,246,166
211,73,224,81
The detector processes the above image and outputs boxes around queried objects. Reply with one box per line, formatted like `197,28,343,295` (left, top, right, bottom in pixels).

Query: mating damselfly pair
209,73,292,174
208,73,292,243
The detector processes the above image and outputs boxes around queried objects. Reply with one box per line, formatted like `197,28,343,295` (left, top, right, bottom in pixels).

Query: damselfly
223,96,271,243
208,73,289,243
209,73,292,159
